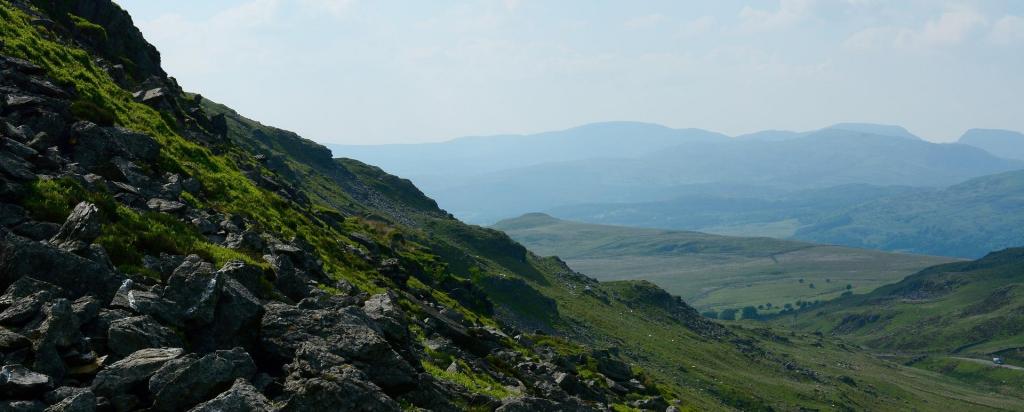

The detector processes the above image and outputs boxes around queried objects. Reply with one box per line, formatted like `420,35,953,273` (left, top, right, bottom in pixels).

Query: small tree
846,284,853,290
783,303,793,310
741,306,759,320
809,283,815,289
798,278,805,283
719,308,738,321
701,310,719,319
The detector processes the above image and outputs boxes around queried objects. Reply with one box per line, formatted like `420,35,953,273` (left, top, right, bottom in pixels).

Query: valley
494,213,955,315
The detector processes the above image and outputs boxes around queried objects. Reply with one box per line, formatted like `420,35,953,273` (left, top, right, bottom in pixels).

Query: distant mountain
494,213,953,312
328,121,727,178
824,122,920,140
786,247,1024,359
796,169,1024,258
959,128,1024,160
556,169,1024,258
427,127,1021,223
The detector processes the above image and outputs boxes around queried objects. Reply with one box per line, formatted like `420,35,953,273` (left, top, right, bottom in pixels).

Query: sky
114,0,1024,144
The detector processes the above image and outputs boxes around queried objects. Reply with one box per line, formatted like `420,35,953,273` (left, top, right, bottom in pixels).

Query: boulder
279,344,399,412
186,379,272,412
224,230,263,251
91,347,184,398
362,292,409,343
215,261,264,297
0,327,31,352
48,202,100,253
0,229,123,301
106,315,184,358
33,299,79,378
146,198,186,214
43,389,95,412
69,122,159,171
192,277,264,353
0,364,53,399
163,255,221,325
148,348,257,412
260,302,415,389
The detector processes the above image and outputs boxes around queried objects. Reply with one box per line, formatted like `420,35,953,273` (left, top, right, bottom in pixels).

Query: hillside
959,128,1024,161
783,247,1024,390
3,1,1024,410
795,169,1024,258
494,214,953,314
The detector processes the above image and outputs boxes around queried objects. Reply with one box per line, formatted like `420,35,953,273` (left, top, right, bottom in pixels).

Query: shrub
68,13,107,42
719,308,738,321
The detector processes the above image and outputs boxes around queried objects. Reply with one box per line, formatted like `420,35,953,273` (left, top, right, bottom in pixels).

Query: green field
494,213,955,314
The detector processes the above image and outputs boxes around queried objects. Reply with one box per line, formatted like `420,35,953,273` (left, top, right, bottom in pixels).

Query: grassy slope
494,213,953,313
783,248,1024,358
6,2,1024,409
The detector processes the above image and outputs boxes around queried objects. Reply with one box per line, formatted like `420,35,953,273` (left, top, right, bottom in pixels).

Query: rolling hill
774,247,1024,399
959,128,1024,161
493,213,954,314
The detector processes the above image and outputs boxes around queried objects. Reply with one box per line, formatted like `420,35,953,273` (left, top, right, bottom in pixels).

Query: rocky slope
0,2,675,410
2,1,1024,411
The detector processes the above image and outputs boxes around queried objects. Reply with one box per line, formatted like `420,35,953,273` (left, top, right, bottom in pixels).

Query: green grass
783,248,1024,357
494,213,953,313
909,356,1024,397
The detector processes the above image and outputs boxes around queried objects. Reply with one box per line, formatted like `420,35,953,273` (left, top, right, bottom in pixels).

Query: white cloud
679,16,716,37
989,15,1024,45
845,8,987,50
297,0,356,17
624,13,665,30
739,0,817,32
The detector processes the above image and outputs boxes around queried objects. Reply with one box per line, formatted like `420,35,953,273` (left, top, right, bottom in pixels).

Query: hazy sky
115,0,1024,144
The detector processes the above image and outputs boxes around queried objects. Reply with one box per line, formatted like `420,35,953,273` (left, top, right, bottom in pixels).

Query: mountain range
333,122,1024,257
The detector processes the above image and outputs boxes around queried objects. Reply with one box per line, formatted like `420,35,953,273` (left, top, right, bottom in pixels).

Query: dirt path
949,356,1024,371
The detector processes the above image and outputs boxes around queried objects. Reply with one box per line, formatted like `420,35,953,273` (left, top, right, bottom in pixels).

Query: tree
846,284,853,290
841,291,853,297
784,303,793,309
741,306,759,320
719,308,738,321
701,310,719,319
809,283,816,289
798,278,805,283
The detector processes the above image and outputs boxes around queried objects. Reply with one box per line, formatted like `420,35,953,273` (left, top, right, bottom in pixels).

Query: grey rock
91,347,184,397
187,379,272,412
0,364,53,398
107,315,184,358
0,327,31,352
148,348,257,412
164,256,222,325
261,302,415,389
224,230,263,251
0,229,123,301
215,261,264,297
0,203,27,227
362,292,409,343
0,151,35,181
70,297,100,327
279,344,399,412
49,202,101,253
69,122,159,171
146,198,186,214
11,221,60,242
0,400,46,412
43,390,95,412
33,299,78,378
